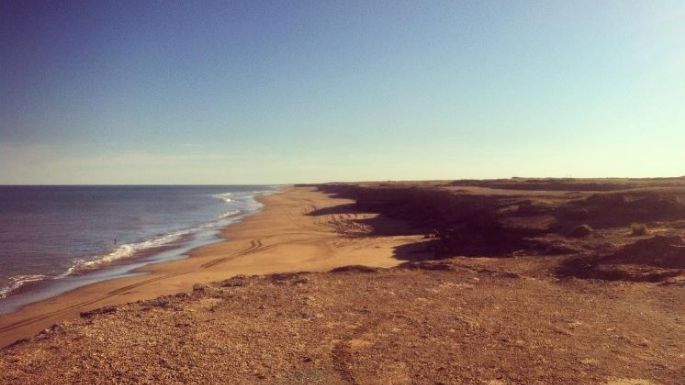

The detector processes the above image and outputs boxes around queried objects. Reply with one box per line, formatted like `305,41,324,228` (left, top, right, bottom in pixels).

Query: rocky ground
1,257,683,385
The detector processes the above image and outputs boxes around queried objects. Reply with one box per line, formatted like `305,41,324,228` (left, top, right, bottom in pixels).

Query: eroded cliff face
317,178,685,282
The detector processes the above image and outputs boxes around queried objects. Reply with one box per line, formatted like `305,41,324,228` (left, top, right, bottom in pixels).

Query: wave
0,227,209,298
219,210,242,219
63,228,194,276
63,208,249,276
67,202,250,275
0,223,226,298
0,274,51,299
213,192,233,203
0,189,270,300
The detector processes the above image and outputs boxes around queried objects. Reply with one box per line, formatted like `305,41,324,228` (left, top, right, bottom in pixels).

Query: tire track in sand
200,239,263,269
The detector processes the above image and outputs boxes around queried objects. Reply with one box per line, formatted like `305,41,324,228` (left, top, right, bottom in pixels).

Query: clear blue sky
1,1,683,184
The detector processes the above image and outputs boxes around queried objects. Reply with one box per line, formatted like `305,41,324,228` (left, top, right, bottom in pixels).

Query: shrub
631,223,648,236
569,224,593,238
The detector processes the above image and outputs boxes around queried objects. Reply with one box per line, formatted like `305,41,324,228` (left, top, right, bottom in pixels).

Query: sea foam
0,274,51,299
0,189,263,300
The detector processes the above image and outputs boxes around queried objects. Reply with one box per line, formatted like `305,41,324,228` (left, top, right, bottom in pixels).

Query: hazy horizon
2,174,685,187
2,1,684,184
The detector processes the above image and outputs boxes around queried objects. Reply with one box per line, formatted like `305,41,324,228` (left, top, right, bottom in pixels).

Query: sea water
0,185,276,313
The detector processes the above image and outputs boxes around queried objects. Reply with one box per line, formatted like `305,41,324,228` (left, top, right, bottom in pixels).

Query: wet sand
0,186,424,347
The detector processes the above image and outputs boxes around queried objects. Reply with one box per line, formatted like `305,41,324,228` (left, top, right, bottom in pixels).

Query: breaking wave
0,189,270,300
213,192,233,203
0,275,50,299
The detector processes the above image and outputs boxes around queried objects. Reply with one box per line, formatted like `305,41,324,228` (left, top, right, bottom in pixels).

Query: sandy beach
4,1,683,382
2,180,684,384
0,186,424,348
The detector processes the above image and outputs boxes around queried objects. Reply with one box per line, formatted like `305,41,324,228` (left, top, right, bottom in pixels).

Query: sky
1,1,684,184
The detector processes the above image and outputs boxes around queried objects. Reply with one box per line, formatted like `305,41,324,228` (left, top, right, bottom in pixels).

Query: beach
1,180,684,384
4,1,683,382
0,186,423,348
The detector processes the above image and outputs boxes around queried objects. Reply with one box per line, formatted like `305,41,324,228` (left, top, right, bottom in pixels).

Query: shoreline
0,187,271,316
0,186,424,348
3,179,684,384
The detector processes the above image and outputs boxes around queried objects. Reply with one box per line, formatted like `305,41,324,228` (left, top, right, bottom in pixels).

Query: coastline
0,186,424,347
2,179,684,384
0,185,271,310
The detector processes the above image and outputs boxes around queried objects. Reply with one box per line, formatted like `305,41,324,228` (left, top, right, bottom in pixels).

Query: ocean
0,185,276,314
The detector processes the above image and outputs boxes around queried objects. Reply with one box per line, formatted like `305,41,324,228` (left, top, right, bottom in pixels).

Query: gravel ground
1,258,683,385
